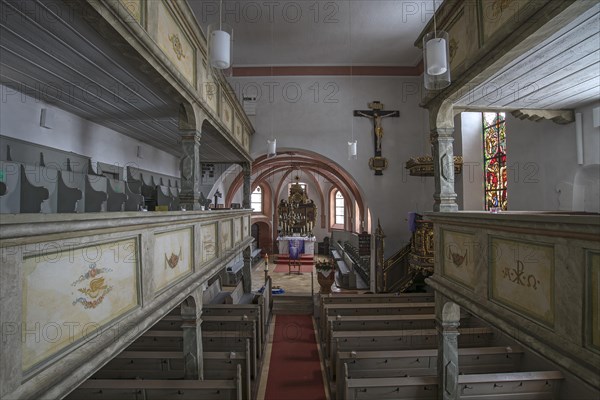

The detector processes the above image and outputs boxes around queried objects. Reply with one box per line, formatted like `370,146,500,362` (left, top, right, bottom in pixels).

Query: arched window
251,186,263,212
335,191,345,224
482,112,507,211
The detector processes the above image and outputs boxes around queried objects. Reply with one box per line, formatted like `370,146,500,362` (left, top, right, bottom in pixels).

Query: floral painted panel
21,238,138,370
201,223,217,263
153,227,193,292
490,237,555,326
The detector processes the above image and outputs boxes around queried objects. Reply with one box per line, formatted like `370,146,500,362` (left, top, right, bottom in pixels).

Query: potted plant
315,258,335,294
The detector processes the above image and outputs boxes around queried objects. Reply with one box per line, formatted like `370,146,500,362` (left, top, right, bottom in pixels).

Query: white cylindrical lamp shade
423,30,451,90
267,139,277,158
210,30,230,69
348,140,357,160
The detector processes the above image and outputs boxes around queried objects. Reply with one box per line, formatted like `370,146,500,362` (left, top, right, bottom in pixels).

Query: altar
277,236,316,256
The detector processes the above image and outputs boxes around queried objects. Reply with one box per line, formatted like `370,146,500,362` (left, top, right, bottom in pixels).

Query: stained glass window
251,186,262,212
483,112,507,210
335,191,344,225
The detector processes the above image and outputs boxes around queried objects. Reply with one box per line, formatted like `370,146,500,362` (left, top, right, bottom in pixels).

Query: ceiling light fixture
209,0,231,69
347,1,357,160
423,0,451,90
266,16,276,158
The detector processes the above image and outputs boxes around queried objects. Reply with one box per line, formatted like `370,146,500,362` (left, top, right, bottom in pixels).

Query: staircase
272,294,314,315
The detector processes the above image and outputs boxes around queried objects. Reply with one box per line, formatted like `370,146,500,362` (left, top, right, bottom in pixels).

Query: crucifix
354,101,399,175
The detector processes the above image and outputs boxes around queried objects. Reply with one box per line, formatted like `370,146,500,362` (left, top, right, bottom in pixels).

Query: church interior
0,0,599,399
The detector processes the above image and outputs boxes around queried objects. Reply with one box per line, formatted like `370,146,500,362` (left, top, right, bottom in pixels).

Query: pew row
318,293,435,320
320,302,435,336
329,327,494,379
343,369,563,400
66,366,243,400
335,345,524,399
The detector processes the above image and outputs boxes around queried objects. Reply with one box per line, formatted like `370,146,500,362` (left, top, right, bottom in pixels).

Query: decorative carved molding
511,109,575,125
405,155,463,177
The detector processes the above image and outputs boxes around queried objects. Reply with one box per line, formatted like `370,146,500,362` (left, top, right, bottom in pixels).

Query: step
273,295,314,315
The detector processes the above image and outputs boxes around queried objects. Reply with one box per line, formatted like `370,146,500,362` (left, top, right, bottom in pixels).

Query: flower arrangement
315,258,335,273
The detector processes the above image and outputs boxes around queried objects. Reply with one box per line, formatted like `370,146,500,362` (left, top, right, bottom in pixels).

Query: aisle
263,315,327,400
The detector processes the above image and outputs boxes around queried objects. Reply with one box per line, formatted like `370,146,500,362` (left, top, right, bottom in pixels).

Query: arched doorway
251,221,272,255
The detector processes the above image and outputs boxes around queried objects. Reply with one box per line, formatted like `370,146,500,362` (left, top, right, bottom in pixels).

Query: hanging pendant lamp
423,0,451,90
210,0,231,69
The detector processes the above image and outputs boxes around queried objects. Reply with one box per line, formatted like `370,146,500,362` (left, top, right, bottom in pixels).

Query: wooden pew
343,369,563,400
91,351,185,379
319,293,435,322
67,365,243,400
202,316,262,359
204,337,257,380
320,302,435,335
204,350,252,400
323,314,437,357
336,345,524,398
329,327,494,379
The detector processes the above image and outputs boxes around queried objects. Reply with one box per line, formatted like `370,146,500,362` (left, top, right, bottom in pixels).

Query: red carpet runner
264,315,327,400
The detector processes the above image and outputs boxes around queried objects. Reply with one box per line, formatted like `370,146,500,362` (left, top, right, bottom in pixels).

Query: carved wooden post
181,297,203,380
374,219,385,293
242,245,252,293
242,162,251,209
437,299,460,400
430,101,458,212
179,129,202,210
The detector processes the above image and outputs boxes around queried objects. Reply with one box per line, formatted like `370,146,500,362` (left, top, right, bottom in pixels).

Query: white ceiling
189,0,438,67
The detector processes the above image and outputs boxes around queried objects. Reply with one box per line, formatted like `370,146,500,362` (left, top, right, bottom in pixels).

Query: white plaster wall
0,84,179,178
229,76,433,254
507,102,600,211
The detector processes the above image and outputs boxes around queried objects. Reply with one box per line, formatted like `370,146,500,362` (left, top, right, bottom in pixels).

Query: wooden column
436,298,460,400
179,129,202,210
181,298,203,380
242,162,251,209
429,101,458,212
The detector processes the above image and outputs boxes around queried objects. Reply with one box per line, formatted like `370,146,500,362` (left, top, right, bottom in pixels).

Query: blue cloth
288,239,305,260
408,212,418,233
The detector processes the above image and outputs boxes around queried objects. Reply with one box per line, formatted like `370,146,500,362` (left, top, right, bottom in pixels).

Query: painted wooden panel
234,117,243,144
221,220,232,251
233,218,242,245
243,216,250,239
447,7,469,70
243,129,250,151
201,223,217,263
152,227,193,292
21,238,139,370
490,237,555,326
588,251,600,350
221,97,234,132
119,0,143,24
480,0,532,42
441,229,477,289
155,1,195,85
